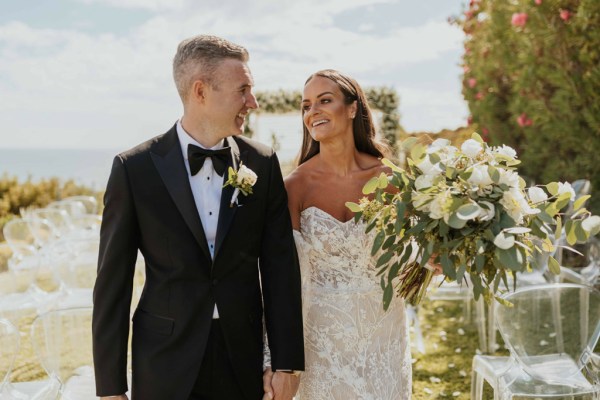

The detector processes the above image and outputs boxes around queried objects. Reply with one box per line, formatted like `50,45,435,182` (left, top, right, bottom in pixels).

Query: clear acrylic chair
471,283,600,399
2,219,37,252
61,196,98,215
30,307,97,399
0,318,19,399
47,200,87,220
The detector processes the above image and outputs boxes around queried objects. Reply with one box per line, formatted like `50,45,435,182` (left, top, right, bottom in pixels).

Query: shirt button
207,177,210,180
209,211,213,216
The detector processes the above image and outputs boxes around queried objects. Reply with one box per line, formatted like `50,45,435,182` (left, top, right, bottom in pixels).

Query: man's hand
271,371,300,400
100,396,128,400
262,367,274,399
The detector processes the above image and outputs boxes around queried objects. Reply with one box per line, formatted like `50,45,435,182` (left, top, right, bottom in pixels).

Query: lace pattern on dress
294,207,412,400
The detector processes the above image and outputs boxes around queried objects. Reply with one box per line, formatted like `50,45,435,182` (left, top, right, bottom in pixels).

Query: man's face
202,58,259,139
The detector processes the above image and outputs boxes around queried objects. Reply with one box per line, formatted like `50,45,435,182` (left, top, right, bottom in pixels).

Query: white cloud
0,0,467,150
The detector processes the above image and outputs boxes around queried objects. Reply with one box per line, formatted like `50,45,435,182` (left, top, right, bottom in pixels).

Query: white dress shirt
176,120,225,319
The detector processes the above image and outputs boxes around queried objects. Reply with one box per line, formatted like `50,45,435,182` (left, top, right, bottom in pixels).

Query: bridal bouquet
347,133,600,309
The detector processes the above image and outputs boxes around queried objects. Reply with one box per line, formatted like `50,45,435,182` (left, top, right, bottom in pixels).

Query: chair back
31,307,95,394
62,196,98,215
0,318,19,390
496,283,600,386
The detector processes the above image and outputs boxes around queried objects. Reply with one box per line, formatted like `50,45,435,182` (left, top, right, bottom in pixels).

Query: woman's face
302,76,356,143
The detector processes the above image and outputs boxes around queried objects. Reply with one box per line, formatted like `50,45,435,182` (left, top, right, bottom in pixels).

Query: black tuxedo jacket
92,125,304,399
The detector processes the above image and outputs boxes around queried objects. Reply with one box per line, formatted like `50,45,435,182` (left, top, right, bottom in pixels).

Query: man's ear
191,80,207,104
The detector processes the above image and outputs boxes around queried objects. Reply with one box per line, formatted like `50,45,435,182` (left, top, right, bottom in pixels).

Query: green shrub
0,175,101,241
455,0,600,211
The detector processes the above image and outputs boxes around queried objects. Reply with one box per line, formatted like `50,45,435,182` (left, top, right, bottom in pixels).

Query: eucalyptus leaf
546,182,559,196
573,195,591,211
471,131,483,143
547,256,561,275
382,235,396,250
381,158,402,172
394,202,406,234
378,173,389,189
475,254,485,273
410,144,426,162
401,137,418,151
554,216,562,240
447,212,468,229
388,261,402,282
441,253,456,280
574,220,589,243
371,230,385,256
565,220,577,246
495,247,523,271
382,283,393,311
456,263,467,283
503,227,531,234
488,165,500,183
456,203,480,220
345,201,362,213
555,192,572,211
362,177,380,195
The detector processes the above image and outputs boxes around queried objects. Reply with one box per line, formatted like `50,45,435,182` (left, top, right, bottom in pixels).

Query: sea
0,114,304,190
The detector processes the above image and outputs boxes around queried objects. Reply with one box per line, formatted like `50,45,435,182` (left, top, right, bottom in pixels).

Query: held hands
262,367,300,400
428,253,443,276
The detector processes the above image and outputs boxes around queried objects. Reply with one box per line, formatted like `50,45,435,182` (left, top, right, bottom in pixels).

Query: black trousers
189,319,247,400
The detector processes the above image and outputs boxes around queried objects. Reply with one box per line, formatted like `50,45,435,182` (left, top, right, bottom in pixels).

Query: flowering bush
455,0,600,213
347,134,600,309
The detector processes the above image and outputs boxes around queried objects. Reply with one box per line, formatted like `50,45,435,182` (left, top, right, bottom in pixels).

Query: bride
265,69,412,400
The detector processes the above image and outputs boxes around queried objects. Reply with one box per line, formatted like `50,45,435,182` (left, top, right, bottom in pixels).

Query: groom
92,35,304,400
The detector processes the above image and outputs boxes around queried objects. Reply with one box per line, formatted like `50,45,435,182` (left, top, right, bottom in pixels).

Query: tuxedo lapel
214,137,243,258
150,127,212,261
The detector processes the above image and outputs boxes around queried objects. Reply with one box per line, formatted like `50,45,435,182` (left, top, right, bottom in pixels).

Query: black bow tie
187,144,231,177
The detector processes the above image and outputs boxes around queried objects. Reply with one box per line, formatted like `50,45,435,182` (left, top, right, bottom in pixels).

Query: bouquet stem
398,262,435,306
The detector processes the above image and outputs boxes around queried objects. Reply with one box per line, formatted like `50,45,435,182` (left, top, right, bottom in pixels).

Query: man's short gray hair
173,35,249,101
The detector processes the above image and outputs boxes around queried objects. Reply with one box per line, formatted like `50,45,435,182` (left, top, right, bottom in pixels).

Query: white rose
415,175,435,190
557,182,576,201
477,201,495,221
500,189,525,224
467,165,493,187
236,165,258,186
416,157,442,176
428,191,451,221
494,232,515,250
495,145,517,159
582,215,600,233
498,169,520,189
428,138,451,153
527,186,548,204
411,191,432,212
461,139,483,158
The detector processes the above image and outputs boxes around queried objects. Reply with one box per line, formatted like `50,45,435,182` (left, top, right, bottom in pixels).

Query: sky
0,0,468,150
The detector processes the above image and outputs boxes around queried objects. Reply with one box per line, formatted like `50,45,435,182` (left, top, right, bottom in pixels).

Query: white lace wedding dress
294,207,412,400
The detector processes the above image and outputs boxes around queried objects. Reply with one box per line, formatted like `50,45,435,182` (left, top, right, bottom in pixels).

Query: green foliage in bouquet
347,133,600,310
251,87,404,153
454,0,600,212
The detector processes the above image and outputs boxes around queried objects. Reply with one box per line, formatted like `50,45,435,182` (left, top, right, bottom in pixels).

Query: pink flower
475,92,484,100
517,113,533,127
465,10,474,19
535,0,542,5
560,9,571,21
482,127,489,135
511,13,528,27
468,78,477,88
463,65,471,74
467,115,473,125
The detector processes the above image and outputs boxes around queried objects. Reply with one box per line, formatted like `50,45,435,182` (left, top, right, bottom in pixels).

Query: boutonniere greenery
224,163,258,207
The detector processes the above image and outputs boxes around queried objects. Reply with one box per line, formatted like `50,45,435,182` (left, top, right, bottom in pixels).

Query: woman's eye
302,105,310,111
321,98,331,104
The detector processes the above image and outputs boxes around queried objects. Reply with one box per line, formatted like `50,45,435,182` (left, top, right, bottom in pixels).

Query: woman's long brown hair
297,69,391,165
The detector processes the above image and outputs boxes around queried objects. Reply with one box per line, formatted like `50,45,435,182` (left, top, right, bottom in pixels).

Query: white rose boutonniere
224,163,258,207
